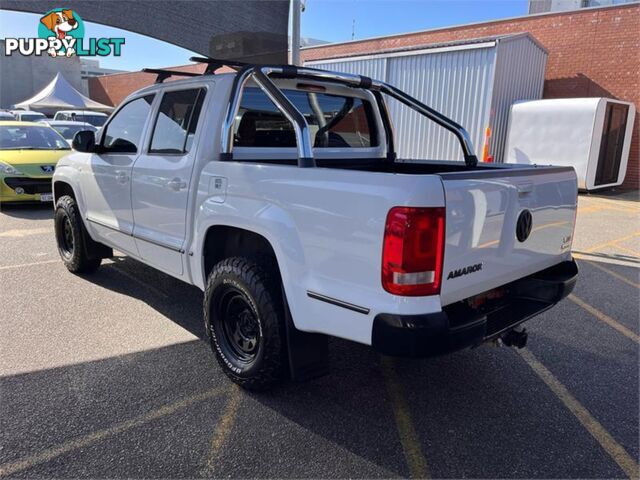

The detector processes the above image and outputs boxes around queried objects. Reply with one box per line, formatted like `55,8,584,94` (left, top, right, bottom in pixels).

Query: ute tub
372,259,578,357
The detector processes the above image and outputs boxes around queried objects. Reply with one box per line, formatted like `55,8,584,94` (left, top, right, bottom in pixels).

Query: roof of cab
0,121,49,126
56,110,108,116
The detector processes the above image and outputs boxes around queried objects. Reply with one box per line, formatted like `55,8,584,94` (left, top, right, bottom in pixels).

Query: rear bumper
372,259,578,357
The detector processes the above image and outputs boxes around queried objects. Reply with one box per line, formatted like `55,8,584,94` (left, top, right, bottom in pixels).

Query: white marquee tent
14,73,113,115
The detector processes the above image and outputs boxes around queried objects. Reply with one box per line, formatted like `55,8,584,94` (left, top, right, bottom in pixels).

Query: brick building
89,2,639,189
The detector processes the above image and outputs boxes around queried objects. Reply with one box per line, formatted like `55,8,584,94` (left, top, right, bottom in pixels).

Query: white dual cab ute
52,58,579,390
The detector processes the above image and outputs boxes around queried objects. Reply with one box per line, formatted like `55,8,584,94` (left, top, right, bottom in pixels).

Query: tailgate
439,166,577,306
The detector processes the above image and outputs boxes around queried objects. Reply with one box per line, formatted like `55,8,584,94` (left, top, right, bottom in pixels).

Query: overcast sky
0,0,528,71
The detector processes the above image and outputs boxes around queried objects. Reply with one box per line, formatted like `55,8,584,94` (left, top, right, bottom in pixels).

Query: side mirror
72,130,96,153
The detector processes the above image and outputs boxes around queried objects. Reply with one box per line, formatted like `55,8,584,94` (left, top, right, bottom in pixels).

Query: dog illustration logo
4,9,124,58
38,9,84,57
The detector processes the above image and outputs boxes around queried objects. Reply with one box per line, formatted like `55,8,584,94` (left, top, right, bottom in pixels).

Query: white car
0,111,15,120
40,120,97,145
53,110,108,127
11,110,47,122
52,61,579,390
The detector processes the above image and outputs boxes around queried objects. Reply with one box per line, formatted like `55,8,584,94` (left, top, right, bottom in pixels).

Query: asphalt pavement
0,191,638,479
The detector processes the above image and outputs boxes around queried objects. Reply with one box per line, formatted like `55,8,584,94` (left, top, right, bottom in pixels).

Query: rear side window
102,95,155,153
149,88,205,154
235,87,377,149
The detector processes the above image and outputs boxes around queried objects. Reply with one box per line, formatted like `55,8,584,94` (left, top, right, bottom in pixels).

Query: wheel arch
202,225,280,280
53,180,76,203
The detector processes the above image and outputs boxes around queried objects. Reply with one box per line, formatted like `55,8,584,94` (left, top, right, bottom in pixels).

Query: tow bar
487,328,528,349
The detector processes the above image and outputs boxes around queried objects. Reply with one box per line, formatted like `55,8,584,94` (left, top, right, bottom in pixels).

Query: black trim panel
307,291,370,315
134,233,184,253
86,216,121,233
87,217,184,254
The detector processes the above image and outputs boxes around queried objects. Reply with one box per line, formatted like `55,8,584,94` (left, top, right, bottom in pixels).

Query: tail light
382,207,446,296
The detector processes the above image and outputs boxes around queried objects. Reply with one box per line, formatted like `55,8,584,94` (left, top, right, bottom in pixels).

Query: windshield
0,125,70,150
52,124,97,140
21,113,46,122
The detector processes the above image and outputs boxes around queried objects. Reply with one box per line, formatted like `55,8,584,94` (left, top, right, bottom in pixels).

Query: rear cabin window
234,87,378,149
149,88,205,154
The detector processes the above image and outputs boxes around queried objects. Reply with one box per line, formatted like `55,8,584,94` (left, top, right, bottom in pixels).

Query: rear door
131,87,206,277
439,166,577,306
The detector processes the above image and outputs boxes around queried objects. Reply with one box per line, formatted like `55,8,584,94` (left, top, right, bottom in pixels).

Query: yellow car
0,121,71,204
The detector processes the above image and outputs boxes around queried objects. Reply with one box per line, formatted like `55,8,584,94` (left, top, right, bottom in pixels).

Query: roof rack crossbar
142,68,202,84
190,56,250,73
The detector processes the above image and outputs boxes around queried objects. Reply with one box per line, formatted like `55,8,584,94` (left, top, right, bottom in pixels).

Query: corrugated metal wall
490,38,548,162
385,48,495,161
306,35,547,163
311,58,387,82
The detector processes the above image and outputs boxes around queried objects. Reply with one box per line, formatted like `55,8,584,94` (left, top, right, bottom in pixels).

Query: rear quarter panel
192,163,446,345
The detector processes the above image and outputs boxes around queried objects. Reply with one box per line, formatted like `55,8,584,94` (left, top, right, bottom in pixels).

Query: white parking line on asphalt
381,357,430,479
0,386,227,477
572,256,639,288
0,227,51,238
0,259,60,270
202,384,242,475
518,348,639,479
568,294,639,343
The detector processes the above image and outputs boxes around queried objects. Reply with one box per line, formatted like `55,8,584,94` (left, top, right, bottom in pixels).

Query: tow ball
488,328,528,349
501,328,528,349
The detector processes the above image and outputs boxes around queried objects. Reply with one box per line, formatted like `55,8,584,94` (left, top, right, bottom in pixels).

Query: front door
82,94,155,255
131,87,206,276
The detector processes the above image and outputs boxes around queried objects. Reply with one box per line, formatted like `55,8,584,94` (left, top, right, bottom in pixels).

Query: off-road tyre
204,256,287,391
54,195,104,273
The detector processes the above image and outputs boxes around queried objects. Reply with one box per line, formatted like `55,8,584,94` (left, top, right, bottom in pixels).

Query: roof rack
142,68,203,84
189,56,251,74
142,57,256,84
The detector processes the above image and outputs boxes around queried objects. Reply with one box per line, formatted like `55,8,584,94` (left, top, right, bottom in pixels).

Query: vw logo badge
40,165,55,173
516,209,533,242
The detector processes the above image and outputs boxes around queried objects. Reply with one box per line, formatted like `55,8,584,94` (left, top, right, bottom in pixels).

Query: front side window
234,87,377,149
102,95,154,154
149,88,205,154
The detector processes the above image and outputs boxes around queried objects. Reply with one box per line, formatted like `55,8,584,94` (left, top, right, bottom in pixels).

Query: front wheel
204,257,287,390
54,195,102,274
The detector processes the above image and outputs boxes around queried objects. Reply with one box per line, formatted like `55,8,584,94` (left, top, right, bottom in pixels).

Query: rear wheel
204,257,287,390
54,195,103,273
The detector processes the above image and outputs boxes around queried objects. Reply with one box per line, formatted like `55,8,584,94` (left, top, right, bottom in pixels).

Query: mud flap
282,292,330,382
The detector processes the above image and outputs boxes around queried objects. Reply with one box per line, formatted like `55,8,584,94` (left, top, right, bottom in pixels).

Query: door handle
167,178,187,191
115,170,129,184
